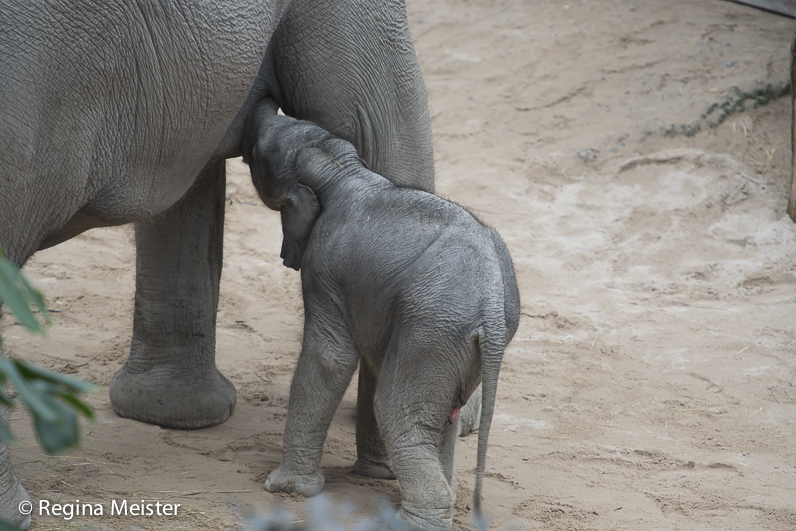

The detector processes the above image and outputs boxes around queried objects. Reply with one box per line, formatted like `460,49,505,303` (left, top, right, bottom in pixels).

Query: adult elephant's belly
15,1,277,253
37,152,217,251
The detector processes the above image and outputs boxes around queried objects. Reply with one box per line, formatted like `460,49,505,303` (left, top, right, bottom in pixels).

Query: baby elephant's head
242,98,322,271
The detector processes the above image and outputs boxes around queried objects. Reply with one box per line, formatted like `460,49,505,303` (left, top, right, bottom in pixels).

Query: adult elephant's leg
0,351,31,530
354,360,395,479
109,159,235,429
271,0,435,192
0,440,30,530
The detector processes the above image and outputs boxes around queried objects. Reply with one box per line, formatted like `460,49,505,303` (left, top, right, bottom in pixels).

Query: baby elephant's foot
264,466,324,497
354,455,396,479
394,507,452,531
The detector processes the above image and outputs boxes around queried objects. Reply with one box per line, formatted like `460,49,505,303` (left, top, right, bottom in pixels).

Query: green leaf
55,393,95,421
32,395,80,454
0,360,94,452
0,386,13,408
0,260,45,334
0,360,59,423
16,273,50,327
0,419,17,446
13,361,94,394
0,248,93,454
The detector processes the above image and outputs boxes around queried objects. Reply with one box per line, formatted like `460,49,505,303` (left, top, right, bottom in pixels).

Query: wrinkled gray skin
0,1,434,526
242,99,520,530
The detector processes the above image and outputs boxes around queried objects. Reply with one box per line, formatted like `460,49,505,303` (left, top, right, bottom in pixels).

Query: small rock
577,148,599,163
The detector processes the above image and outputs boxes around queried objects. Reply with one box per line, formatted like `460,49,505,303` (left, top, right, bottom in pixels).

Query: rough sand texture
3,0,796,529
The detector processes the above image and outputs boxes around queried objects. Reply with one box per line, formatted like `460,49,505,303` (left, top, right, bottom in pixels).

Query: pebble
577,149,599,163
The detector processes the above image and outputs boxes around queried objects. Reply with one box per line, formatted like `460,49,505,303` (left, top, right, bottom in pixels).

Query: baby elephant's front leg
265,311,358,497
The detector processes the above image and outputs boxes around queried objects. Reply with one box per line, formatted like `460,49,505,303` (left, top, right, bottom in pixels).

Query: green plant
0,246,95,455
246,493,492,531
0,250,49,337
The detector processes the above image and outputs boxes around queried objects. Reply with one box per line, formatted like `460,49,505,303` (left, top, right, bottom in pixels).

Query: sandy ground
3,0,796,529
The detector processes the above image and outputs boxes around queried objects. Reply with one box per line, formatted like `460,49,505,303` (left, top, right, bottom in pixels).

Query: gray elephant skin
0,0,434,527
242,98,521,530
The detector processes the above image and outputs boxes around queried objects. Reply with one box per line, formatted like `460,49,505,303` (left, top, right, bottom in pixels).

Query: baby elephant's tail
473,231,519,526
473,299,508,528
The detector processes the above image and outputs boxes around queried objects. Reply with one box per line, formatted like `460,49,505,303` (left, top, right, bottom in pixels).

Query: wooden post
788,31,796,222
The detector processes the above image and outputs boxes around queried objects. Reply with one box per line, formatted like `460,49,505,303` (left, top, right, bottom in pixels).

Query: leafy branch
0,250,49,336
0,246,95,455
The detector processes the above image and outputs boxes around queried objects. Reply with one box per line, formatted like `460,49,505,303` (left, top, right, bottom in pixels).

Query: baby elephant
242,98,520,530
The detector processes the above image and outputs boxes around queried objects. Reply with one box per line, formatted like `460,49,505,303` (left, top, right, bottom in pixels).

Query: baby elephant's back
398,215,510,330
364,192,512,337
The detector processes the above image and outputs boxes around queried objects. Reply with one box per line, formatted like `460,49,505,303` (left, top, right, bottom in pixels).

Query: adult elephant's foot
354,454,395,479
264,465,324,497
0,417,32,530
0,462,32,531
113,158,234,429
110,363,236,429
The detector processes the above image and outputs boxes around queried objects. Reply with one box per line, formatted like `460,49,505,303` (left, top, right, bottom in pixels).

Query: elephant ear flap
279,183,321,271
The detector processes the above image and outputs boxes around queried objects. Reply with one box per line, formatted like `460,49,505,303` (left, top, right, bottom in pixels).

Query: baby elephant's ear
280,183,321,271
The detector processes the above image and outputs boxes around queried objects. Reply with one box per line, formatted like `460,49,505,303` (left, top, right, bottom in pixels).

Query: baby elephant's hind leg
375,359,457,530
439,417,459,489
458,387,482,436
354,361,395,479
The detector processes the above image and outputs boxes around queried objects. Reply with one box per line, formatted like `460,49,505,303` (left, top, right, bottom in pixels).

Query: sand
3,0,796,529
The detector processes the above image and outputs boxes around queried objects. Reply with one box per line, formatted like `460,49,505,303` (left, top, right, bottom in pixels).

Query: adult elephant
0,0,434,526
